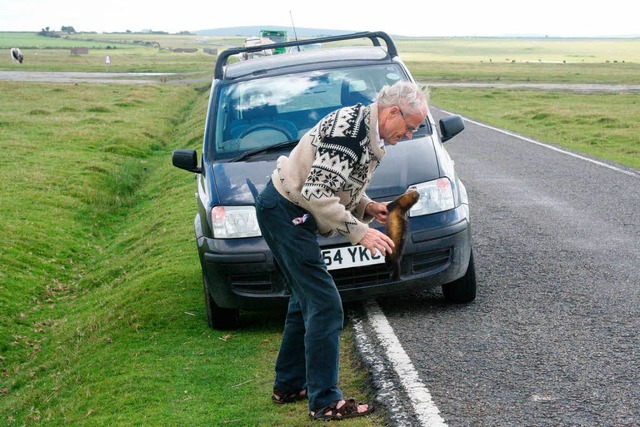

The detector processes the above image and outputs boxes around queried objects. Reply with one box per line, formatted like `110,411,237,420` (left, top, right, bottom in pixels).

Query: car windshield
209,63,430,161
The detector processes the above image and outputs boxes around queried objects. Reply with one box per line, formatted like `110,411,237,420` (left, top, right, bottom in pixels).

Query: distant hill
194,26,356,38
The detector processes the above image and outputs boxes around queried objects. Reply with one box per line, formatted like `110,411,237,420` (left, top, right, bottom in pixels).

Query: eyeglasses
398,108,420,135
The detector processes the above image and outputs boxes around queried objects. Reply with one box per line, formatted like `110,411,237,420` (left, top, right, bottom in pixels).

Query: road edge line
353,301,448,426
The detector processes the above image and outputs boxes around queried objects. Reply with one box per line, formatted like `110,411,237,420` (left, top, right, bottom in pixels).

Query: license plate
321,245,385,271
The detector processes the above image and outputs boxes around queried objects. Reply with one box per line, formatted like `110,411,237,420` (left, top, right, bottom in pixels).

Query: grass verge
429,87,640,170
0,81,381,426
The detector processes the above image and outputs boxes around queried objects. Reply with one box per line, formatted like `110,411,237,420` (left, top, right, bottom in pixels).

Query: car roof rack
214,31,398,80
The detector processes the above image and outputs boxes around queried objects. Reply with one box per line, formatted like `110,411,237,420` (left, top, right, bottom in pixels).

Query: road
354,107,640,426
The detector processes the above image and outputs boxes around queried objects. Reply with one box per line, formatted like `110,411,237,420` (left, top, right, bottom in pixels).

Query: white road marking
440,109,639,178
363,301,447,426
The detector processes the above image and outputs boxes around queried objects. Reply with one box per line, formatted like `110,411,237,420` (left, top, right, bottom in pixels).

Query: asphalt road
357,108,640,426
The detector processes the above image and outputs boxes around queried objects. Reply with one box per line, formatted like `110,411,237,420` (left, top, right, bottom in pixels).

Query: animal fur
385,189,420,280
11,48,23,64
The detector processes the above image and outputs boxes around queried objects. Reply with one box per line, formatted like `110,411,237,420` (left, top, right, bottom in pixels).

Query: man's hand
359,227,394,257
365,201,389,224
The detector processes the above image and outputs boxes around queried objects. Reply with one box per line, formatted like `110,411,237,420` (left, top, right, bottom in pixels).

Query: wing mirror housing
439,115,465,142
172,149,201,173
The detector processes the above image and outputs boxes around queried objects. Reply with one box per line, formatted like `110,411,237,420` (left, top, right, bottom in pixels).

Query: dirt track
427,82,640,93
0,71,207,84
2,71,640,92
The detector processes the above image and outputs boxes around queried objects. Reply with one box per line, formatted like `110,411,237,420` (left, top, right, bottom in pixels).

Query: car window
210,64,413,161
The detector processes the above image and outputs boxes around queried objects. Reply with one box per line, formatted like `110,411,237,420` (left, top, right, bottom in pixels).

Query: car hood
212,137,440,205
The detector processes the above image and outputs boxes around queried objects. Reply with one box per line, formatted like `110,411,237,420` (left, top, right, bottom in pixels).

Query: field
3,32,640,79
1,31,638,426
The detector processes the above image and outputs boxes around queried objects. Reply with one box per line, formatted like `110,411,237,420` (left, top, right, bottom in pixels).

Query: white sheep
11,47,24,64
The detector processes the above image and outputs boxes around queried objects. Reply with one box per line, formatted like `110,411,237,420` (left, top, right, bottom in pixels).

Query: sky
1,0,638,38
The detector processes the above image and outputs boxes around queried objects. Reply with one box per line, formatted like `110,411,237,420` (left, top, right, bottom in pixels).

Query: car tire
442,250,477,304
203,275,240,330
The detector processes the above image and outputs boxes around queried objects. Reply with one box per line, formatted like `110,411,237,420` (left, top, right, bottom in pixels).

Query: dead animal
385,189,420,280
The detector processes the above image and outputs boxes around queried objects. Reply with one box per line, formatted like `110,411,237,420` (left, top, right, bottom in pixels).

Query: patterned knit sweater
271,103,386,245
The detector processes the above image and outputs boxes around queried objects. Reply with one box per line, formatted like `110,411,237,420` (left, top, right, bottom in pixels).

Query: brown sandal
309,398,374,421
272,388,307,404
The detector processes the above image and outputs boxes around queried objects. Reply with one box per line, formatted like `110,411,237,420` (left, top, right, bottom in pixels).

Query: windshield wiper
229,140,299,162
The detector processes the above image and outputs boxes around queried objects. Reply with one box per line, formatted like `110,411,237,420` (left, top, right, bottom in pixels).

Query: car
172,31,475,330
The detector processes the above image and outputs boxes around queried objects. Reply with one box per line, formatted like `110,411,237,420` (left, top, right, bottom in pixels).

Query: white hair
376,81,429,115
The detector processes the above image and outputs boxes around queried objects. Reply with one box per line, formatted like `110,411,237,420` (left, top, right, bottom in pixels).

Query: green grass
429,87,640,170
0,82,381,426
0,32,227,73
409,61,640,84
0,31,131,49
0,47,216,74
394,36,640,63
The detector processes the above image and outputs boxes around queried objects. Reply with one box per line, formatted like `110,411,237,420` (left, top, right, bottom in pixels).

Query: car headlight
211,206,261,238
408,178,455,217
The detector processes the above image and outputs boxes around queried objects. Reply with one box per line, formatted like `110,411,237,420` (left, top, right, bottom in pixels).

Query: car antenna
289,10,300,51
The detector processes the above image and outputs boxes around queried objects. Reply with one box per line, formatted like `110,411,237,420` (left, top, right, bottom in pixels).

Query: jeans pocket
294,221,324,266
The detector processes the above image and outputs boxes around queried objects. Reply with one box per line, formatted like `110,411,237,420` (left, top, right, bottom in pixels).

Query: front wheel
203,275,240,330
442,250,477,303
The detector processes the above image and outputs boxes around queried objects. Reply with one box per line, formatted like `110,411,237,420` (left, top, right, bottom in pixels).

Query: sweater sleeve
353,194,374,223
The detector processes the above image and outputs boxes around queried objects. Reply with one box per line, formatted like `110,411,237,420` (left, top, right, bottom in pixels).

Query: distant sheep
11,47,24,63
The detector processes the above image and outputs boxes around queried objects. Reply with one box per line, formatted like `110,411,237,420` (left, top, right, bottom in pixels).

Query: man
255,80,428,421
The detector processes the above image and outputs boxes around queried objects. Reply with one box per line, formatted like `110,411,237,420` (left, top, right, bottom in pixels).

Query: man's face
383,106,425,145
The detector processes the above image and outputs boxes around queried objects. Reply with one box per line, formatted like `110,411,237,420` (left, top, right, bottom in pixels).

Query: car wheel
203,275,240,330
442,250,477,303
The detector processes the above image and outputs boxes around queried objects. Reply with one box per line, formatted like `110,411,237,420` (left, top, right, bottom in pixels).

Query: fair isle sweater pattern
272,103,386,244
304,106,371,210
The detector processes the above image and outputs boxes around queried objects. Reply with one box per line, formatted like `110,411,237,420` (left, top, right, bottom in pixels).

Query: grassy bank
0,82,379,425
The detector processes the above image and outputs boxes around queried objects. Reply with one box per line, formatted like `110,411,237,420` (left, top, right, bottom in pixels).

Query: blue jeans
255,180,344,411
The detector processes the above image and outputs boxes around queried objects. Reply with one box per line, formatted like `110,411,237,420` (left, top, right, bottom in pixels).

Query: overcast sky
1,0,637,37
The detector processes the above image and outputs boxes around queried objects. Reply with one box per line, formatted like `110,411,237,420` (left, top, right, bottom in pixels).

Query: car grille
331,263,394,288
229,273,273,293
412,248,451,274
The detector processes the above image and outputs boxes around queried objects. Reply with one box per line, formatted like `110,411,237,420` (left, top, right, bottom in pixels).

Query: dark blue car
172,32,475,329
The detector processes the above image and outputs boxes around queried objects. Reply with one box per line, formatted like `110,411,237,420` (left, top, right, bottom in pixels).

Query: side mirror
439,115,465,142
172,149,201,173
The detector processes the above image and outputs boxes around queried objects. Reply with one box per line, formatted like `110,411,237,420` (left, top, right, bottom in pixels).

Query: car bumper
198,205,471,310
